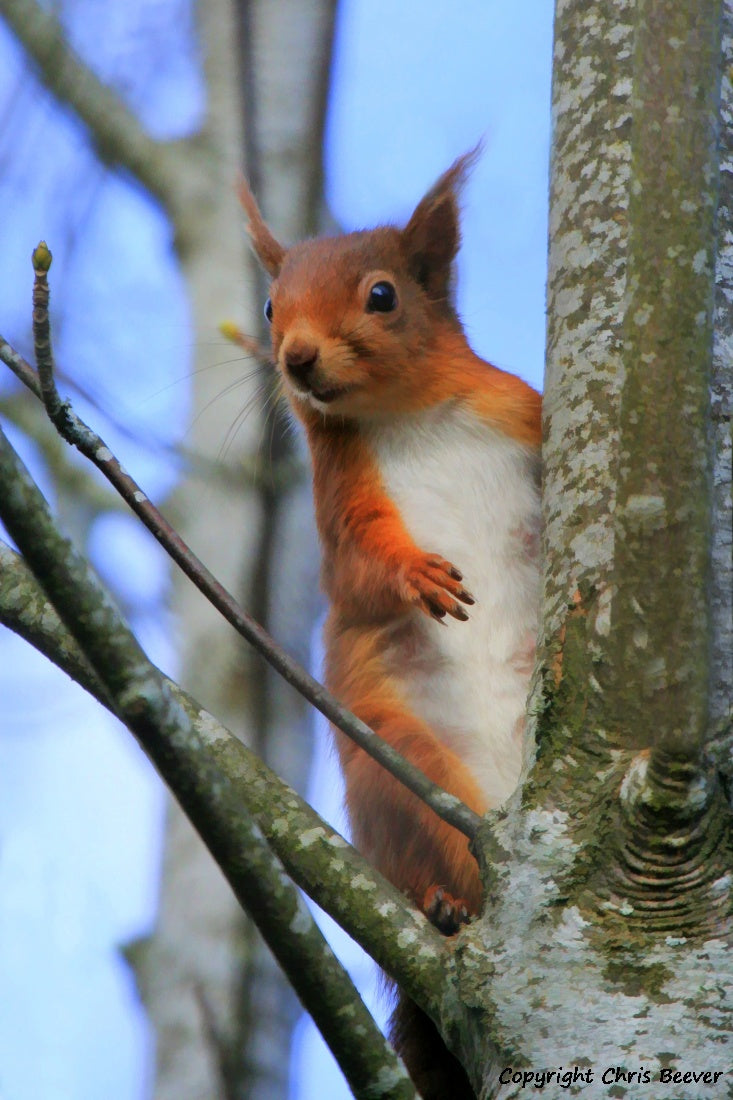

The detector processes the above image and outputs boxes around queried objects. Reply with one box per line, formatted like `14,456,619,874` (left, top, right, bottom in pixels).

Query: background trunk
135,3,336,1098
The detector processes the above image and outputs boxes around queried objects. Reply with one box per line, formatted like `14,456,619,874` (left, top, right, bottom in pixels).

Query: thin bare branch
0,334,42,398
0,391,124,515
0,334,300,498
0,268,482,843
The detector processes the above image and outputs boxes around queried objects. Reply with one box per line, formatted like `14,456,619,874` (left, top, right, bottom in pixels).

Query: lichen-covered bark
710,5,733,739
542,0,635,643
608,0,721,754
540,0,724,756
464,807,733,1099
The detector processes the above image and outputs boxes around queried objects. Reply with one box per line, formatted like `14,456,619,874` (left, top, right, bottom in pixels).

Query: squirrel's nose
283,341,319,386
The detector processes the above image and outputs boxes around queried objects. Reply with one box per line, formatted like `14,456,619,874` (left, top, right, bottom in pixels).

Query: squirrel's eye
264,297,273,323
366,281,397,313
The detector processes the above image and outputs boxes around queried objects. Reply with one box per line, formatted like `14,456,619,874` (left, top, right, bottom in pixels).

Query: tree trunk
440,1,733,1094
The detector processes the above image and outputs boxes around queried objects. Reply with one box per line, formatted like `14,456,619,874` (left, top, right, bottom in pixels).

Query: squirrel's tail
390,992,476,1100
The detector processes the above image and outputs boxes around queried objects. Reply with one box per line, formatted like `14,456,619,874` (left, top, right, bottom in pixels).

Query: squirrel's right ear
401,146,481,303
238,177,285,277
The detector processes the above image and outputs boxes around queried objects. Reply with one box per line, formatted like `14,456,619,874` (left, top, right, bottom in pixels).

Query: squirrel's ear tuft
238,176,286,276
401,145,481,304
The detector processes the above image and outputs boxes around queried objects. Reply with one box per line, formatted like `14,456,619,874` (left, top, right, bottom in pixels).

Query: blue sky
326,1,552,388
0,2,553,1097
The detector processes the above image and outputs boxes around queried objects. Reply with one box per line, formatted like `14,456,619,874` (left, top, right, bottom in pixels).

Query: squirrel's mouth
311,385,343,403
296,381,352,406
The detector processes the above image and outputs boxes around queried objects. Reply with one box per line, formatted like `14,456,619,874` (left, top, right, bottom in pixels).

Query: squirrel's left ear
238,177,286,276
401,145,481,304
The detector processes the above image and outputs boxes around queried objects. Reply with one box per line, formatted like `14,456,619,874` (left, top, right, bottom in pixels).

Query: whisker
143,353,273,402
217,377,283,471
187,375,259,431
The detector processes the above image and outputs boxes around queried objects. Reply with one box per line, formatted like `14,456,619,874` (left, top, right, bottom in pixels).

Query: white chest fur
365,403,541,807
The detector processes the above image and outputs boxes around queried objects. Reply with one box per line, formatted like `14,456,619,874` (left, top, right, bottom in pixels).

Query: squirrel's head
239,148,479,421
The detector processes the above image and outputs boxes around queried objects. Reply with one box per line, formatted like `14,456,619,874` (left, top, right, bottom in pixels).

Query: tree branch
0,537,447,1015
0,430,426,1100
0,390,125,516
0,538,111,706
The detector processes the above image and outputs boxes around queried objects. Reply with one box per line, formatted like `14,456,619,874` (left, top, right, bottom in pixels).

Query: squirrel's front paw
402,553,475,623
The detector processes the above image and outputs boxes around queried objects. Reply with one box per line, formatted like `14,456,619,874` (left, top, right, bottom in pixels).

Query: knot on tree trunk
600,749,732,935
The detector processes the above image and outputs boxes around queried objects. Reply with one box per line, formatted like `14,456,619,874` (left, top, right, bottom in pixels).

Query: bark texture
710,5,733,741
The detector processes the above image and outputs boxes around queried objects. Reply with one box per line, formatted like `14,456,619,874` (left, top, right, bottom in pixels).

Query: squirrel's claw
404,553,474,622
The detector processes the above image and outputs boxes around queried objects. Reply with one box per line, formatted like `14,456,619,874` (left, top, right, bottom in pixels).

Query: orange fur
325,619,487,912
241,154,541,1100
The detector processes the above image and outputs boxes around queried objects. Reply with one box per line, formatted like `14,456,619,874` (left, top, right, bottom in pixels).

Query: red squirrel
239,152,541,1099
